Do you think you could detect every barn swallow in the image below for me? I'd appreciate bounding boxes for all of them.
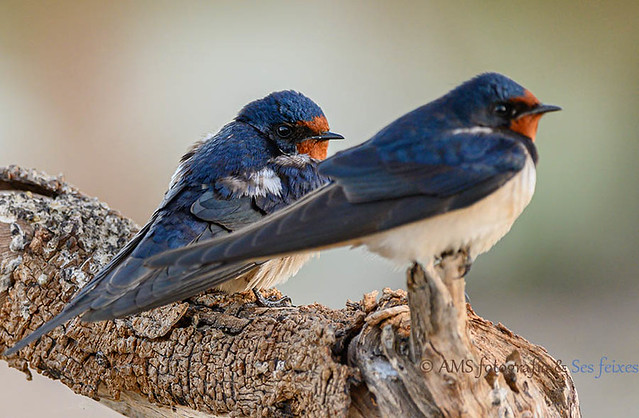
[145,73,560,288]
[5,90,343,356]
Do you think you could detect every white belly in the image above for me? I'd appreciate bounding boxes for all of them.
[216,253,315,293]
[360,157,536,264]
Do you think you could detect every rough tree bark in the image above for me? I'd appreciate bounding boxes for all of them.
[0,165,580,417]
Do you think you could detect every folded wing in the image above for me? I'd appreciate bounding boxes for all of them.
[147,131,528,270]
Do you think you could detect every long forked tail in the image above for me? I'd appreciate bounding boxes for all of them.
[3,298,91,356]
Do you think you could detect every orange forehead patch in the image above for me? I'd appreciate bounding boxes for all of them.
[296,140,329,160]
[298,115,329,133]
[512,89,540,107]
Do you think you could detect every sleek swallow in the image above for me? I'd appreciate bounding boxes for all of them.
[5,90,342,355]
[145,73,560,285]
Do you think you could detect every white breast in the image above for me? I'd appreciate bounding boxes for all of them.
[360,156,536,264]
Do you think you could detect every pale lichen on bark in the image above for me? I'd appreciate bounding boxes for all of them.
[0,165,580,417]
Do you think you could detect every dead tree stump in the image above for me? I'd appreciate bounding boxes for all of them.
[0,165,580,417]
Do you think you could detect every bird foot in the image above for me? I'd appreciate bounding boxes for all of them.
[438,248,473,278]
[252,288,293,308]
[460,249,473,278]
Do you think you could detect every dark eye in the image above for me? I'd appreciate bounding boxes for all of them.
[275,124,293,138]
[493,103,515,118]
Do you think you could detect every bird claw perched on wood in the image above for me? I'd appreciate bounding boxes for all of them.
[252,288,293,308]
[0,166,580,417]
[436,247,474,278]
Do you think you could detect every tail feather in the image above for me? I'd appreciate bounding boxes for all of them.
[82,262,258,321]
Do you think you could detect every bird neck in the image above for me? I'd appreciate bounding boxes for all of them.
[503,129,539,165]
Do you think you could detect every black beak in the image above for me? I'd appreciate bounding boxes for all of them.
[307,131,344,141]
[519,103,562,117]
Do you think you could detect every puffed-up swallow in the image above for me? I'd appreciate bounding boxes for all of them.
[145,73,560,288]
[6,90,343,355]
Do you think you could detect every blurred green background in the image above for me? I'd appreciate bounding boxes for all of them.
[1,1,637,416]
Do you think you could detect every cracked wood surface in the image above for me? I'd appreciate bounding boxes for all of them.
[0,165,580,417]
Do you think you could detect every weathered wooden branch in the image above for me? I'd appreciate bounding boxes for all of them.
[0,165,580,417]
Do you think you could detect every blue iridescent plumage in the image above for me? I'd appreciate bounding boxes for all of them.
[145,73,560,281]
[6,90,341,356]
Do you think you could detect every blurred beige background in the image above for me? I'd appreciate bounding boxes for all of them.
[1,1,638,416]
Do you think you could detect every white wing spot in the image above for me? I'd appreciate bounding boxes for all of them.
[450,126,493,135]
[249,168,283,196]
[219,168,283,198]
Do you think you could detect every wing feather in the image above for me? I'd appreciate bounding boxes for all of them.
[320,132,526,202]
[147,132,529,269]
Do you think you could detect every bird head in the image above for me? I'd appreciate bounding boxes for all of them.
[236,90,343,159]
[446,72,561,141]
